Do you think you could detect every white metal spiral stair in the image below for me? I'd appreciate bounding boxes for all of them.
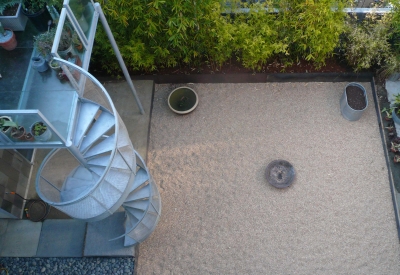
[36,97,161,246]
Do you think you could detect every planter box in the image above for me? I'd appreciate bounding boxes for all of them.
[340,82,368,121]
[0,4,28,31]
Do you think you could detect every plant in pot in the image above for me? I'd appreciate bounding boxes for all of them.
[382,107,393,121]
[1,119,26,141]
[0,0,28,31]
[0,21,16,50]
[339,82,368,121]
[22,0,62,32]
[34,25,72,60]
[48,57,60,71]
[392,94,400,125]
[31,121,51,141]
[11,125,25,140]
[0,115,16,135]
[72,31,83,52]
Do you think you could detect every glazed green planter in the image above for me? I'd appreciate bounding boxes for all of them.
[168,87,198,114]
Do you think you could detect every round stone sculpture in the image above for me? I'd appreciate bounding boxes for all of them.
[265,160,295,188]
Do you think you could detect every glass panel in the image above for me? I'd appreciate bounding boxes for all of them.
[22,90,78,139]
[23,52,76,93]
[0,112,64,146]
[69,0,94,38]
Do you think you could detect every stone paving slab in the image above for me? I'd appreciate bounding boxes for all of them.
[0,220,41,257]
[36,219,87,257]
[84,211,135,257]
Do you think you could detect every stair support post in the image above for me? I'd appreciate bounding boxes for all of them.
[94,3,145,115]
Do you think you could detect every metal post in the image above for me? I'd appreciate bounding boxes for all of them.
[94,3,145,115]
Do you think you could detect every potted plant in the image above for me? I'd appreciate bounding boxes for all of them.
[24,132,34,141]
[31,121,51,141]
[0,21,16,50]
[0,115,17,134]
[72,31,83,52]
[392,94,400,125]
[34,25,72,59]
[22,0,63,32]
[48,57,60,71]
[167,86,199,114]
[382,107,393,121]
[0,0,28,31]
[339,82,368,121]
[11,125,25,140]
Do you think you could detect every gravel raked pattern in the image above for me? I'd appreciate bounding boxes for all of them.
[0,257,134,275]
[137,82,400,274]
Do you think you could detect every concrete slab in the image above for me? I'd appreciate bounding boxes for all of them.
[104,80,154,161]
[385,79,400,104]
[0,219,8,249]
[36,219,86,257]
[84,211,135,257]
[0,220,41,257]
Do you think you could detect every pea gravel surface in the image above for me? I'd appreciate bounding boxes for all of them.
[136,82,400,274]
[0,257,134,275]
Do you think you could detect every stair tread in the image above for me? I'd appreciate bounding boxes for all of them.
[80,111,115,153]
[63,176,95,191]
[126,184,150,202]
[125,206,145,221]
[125,209,139,230]
[130,168,149,191]
[74,102,100,147]
[124,236,138,247]
[84,134,115,158]
[88,166,129,194]
[72,166,93,181]
[88,153,130,170]
[60,185,91,202]
[123,200,149,211]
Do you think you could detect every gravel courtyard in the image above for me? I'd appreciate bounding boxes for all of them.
[137,82,400,275]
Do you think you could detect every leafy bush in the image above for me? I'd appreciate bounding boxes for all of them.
[91,0,375,74]
[343,12,392,72]
[233,2,287,70]
[276,0,347,66]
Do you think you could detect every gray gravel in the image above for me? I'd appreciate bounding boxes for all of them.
[137,82,400,274]
[0,257,134,275]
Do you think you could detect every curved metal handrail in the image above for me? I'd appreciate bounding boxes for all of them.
[36,58,128,208]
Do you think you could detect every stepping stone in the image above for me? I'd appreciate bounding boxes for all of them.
[0,220,42,257]
[36,219,86,257]
[84,211,135,256]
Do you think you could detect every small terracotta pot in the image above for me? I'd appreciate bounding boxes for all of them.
[11,126,25,140]
[0,29,17,51]
[25,133,35,141]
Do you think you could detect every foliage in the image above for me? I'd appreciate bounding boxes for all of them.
[0,22,6,36]
[32,121,47,136]
[275,0,348,66]
[0,0,20,15]
[343,12,392,72]
[233,2,287,70]
[0,117,17,130]
[34,26,71,57]
[22,0,62,14]
[92,0,400,74]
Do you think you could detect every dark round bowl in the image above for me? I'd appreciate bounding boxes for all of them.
[168,87,198,114]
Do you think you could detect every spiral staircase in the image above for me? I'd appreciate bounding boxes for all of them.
[36,73,161,247]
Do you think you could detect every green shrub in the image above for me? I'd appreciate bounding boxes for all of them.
[233,2,287,70]
[343,12,392,72]
[276,0,347,66]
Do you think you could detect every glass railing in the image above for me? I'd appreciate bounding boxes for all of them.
[0,111,68,147]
